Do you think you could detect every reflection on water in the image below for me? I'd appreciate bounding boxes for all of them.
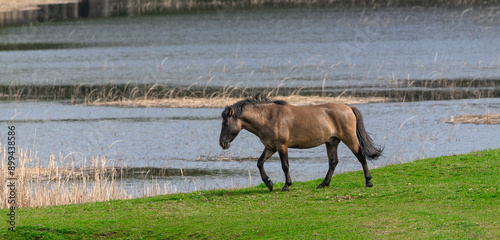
[1,98,499,193]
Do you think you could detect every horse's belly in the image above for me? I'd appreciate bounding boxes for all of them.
[288,134,331,149]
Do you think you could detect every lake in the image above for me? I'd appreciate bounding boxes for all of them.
[1,7,499,88]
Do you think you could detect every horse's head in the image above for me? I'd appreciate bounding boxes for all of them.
[219,107,242,150]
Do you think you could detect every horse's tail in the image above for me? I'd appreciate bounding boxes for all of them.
[351,107,383,160]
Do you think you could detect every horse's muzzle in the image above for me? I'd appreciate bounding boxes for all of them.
[220,141,230,150]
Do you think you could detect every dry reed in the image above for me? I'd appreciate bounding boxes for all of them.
[0,0,493,13]
[0,0,79,12]
[0,145,177,209]
[446,114,500,125]
[89,95,389,108]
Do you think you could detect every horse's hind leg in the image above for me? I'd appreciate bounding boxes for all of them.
[278,145,292,192]
[257,148,276,191]
[317,137,340,189]
[355,151,373,187]
[344,135,373,187]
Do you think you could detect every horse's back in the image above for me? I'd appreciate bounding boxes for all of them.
[290,103,354,121]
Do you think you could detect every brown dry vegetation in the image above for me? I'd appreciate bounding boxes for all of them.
[89,95,389,108]
[0,0,78,12]
[446,114,500,125]
[0,145,176,209]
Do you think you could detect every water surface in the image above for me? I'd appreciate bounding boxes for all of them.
[1,98,498,192]
[1,7,499,89]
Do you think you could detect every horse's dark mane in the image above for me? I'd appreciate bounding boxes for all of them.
[221,94,287,119]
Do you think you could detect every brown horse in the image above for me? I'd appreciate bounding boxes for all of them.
[219,94,383,192]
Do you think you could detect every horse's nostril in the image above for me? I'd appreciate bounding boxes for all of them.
[221,142,230,150]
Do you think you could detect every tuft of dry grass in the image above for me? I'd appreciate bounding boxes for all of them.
[446,114,500,125]
[0,0,79,12]
[89,95,389,108]
[0,145,177,209]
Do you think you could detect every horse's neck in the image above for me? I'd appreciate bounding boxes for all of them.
[240,105,273,135]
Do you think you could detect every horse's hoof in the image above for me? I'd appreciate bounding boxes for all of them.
[317,183,329,189]
[365,182,373,188]
[266,180,273,192]
[281,186,289,192]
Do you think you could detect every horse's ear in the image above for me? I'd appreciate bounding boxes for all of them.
[229,108,234,116]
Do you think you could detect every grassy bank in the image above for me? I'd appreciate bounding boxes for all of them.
[1,149,499,239]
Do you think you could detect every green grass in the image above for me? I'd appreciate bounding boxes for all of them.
[2,149,499,239]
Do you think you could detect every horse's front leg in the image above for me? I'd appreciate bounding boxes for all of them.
[278,145,292,192]
[257,148,276,191]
